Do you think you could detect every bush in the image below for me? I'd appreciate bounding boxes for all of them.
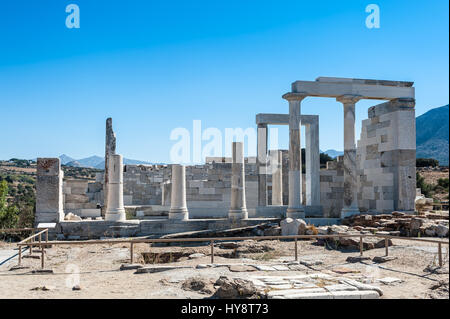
[437,178,449,189]
[416,172,433,198]
[416,158,439,168]
[0,180,19,229]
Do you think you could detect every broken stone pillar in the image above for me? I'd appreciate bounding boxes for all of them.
[270,150,283,206]
[229,142,248,220]
[337,95,361,218]
[283,93,305,218]
[35,158,64,224]
[169,164,189,220]
[105,154,126,221]
[103,117,116,217]
[257,123,268,206]
[305,117,320,207]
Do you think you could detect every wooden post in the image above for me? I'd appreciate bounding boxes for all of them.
[294,238,298,261]
[385,238,389,256]
[18,245,22,266]
[438,242,443,267]
[130,242,134,264]
[359,236,363,256]
[210,240,214,264]
[45,229,48,243]
[41,245,45,269]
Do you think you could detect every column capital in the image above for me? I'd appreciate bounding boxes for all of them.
[282,92,308,101]
[336,94,362,104]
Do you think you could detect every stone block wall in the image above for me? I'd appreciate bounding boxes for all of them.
[123,165,170,205]
[319,157,344,218]
[63,179,102,217]
[357,98,416,213]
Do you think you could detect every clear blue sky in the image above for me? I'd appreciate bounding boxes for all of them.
[0,0,448,163]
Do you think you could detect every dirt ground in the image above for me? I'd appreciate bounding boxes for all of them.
[0,238,448,299]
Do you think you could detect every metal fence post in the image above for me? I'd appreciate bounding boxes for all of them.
[438,242,443,267]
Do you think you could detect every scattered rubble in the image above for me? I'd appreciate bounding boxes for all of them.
[30,286,54,291]
[372,256,398,263]
[64,212,82,221]
[212,276,261,299]
[341,212,449,238]
[427,280,449,299]
[181,277,215,295]
[377,277,403,286]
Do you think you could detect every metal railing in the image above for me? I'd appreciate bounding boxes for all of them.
[17,233,449,269]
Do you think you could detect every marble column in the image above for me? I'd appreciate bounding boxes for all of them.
[337,95,361,218]
[305,118,320,206]
[257,123,268,206]
[270,150,283,206]
[283,93,306,218]
[169,164,189,220]
[105,154,126,221]
[229,142,248,220]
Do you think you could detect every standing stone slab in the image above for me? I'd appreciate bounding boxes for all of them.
[36,158,64,224]
[103,117,116,216]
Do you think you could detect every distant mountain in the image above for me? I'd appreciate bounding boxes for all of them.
[416,105,449,166]
[77,156,104,168]
[93,158,154,169]
[58,155,154,169]
[66,160,82,167]
[322,149,344,158]
[59,154,76,165]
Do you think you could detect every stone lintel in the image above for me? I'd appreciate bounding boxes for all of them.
[315,77,414,88]
[291,81,415,100]
[255,113,318,126]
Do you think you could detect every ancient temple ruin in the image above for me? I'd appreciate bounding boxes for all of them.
[34,77,417,239]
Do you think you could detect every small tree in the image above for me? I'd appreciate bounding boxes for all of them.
[416,172,433,198]
[0,180,19,229]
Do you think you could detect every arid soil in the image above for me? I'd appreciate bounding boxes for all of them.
[0,238,448,299]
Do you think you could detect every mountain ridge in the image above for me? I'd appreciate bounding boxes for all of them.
[416,104,449,166]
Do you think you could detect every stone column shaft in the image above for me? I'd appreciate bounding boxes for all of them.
[305,120,320,206]
[257,124,268,206]
[169,164,189,220]
[105,154,126,221]
[338,95,361,218]
[270,150,283,206]
[283,93,306,218]
[229,142,248,220]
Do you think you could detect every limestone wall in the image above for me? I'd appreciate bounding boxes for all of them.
[356,99,416,213]
[319,158,344,218]
[63,179,102,218]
